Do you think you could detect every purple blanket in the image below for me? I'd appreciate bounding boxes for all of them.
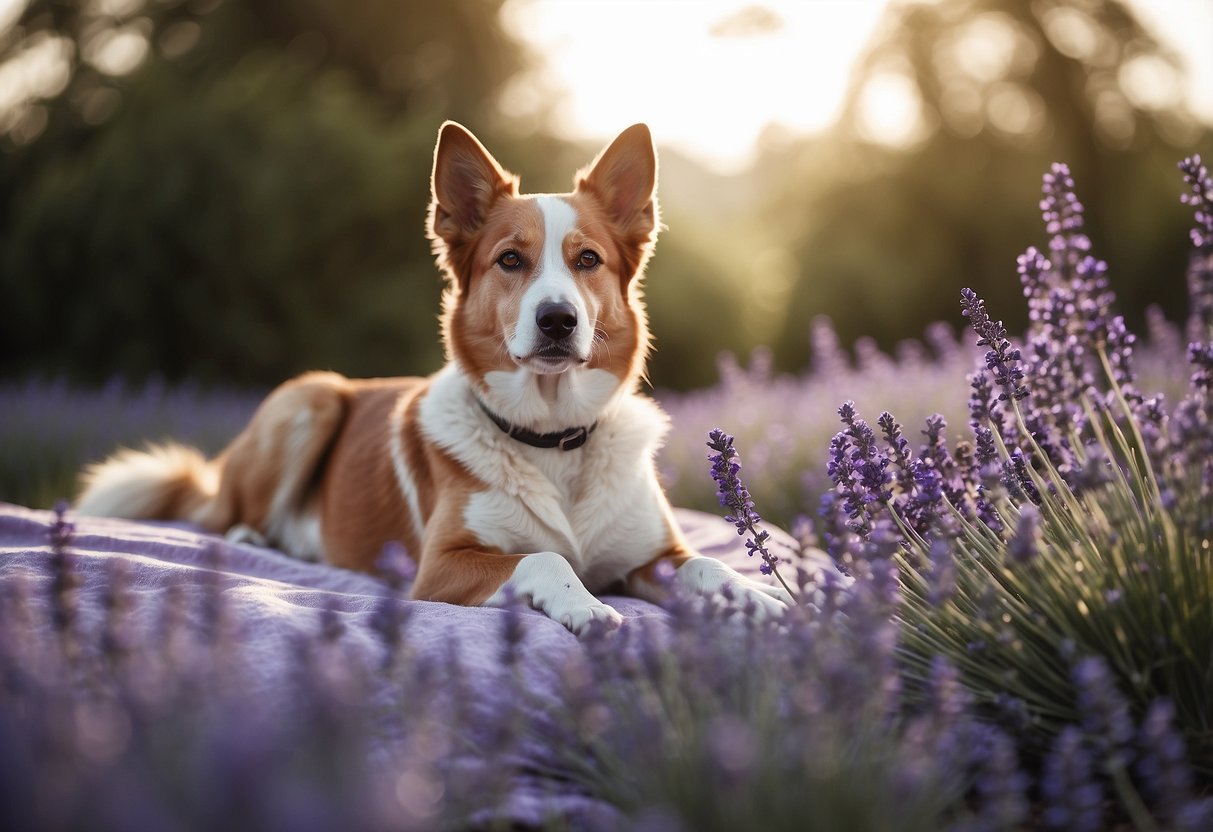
[0,501,800,828]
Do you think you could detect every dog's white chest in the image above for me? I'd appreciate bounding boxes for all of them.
[462,426,671,591]
[419,367,673,592]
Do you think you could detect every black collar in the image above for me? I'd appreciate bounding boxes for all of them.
[476,398,596,451]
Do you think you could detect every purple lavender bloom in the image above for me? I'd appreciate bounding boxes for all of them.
[910,459,943,506]
[1041,162,1093,277]
[1189,342,1213,390]
[1178,156,1213,335]
[961,288,1029,403]
[100,557,133,663]
[970,727,1030,832]
[973,426,997,467]
[1103,314,1139,401]
[1041,726,1103,832]
[1178,154,1212,251]
[1003,448,1041,506]
[828,403,892,537]
[1017,246,1051,320]
[847,418,892,507]
[1006,504,1041,565]
[927,536,956,606]
[707,429,778,576]
[810,314,850,378]
[1136,698,1194,820]
[878,411,913,494]
[968,371,995,427]
[48,500,78,637]
[974,489,1003,534]
[920,413,948,459]
[375,540,417,591]
[497,586,527,668]
[370,543,415,667]
[49,499,74,552]
[1073,656,1135,767]
[1073,253,1116,346]
[1177,803,1213,832]
[318,598,344,643]
[904,459,945,537]
[927,655,970,718]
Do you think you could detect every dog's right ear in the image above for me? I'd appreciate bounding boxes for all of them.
[428,122,518,251]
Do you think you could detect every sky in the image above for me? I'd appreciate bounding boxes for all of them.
[1,0,1211,171]
[500,0,1213,173]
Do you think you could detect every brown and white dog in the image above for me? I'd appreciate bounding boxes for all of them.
[75,122,790,633]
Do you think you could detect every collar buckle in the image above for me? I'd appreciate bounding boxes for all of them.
[557,427,589,451]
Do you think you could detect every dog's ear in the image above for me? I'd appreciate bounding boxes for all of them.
[428,122,518,248]
[575,124,659,245]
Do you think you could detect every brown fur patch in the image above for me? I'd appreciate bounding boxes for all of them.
[320,378,427,571]
[444,199,545,379]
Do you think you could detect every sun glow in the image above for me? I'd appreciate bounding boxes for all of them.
[500,0,890,173]
[501,0,1213,173]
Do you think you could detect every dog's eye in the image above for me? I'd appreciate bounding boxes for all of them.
[576,250,600,270]
[497,251,523,271]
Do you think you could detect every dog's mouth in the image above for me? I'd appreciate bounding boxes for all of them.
[515,344,589,374]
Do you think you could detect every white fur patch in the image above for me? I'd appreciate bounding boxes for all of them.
[388,392,426,544]
[507,196,594,362]
[267,409,316,522]
[272,511,324,562]
[487,551,622,634]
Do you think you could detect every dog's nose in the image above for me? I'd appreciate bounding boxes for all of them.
[536,301,577,340]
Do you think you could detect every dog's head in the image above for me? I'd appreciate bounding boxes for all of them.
[427,122,658,426]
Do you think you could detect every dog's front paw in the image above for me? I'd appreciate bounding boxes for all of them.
[723,578,790,621]
[677,557,791,619]
[555,599,624,635]
[493,551,623,636]
[225,523,268,547]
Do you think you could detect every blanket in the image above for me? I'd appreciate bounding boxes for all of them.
[0,502,812,829]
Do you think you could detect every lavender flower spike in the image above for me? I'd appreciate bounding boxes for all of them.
[1180,155,1213,333]
[1007,504,1041,565]
[961,288,1029,403]
[707,428,779,577]
[1178,155,1212,252]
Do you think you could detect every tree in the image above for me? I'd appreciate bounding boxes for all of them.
[767,0,1213,370]
[0,0,530,385]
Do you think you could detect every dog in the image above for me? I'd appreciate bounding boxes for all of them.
[75,122,791,633]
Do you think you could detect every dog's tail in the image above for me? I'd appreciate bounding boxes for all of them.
[75,443,221,524]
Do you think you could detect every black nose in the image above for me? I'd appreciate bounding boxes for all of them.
[536,301,577,340]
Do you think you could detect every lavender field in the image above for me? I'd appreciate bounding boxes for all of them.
[2,157,1213,829]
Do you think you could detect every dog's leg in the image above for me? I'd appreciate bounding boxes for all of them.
[628,548,792,619]
[413,546,622,635]
[196,373,348,558]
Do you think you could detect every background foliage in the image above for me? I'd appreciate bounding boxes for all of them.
[1,0,1210,390]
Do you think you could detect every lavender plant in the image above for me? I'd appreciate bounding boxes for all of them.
[536,581,971,831]
[820,160,1213,816]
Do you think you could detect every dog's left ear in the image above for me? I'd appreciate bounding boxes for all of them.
[576,124,659,248]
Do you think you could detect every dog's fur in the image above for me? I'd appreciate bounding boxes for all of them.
[75,122,789,633]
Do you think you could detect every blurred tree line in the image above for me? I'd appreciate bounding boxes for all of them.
[760,0,1213,369]
[0,0,1210,391]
